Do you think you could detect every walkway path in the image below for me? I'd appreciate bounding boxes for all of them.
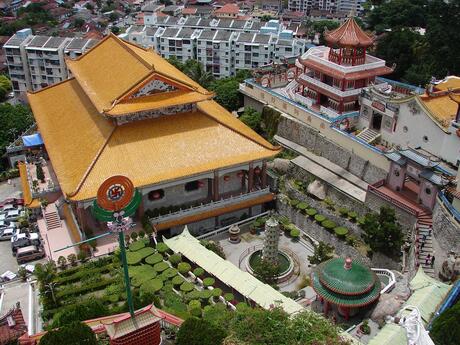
[416,211,435,278]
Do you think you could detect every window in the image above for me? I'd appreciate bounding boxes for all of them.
[394,170,400,177]
[148,189,164,201]
[185,180,200,192]
[425,188,431,195]
[423,135,429,142]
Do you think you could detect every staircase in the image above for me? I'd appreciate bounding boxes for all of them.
[416,210,435,277]
[43,203,61,231]
[356,128,381,144]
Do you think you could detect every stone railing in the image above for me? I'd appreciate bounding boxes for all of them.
[294,93,313,107]
[371,268,396,293]
[149,188,271,225]
[320,105,340,119]
[367,180,419,217]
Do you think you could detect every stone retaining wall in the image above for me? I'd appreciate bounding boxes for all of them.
[277,115,387,185]
[287,163,370,217]
[432,200,460,253]
[277,195,401,270]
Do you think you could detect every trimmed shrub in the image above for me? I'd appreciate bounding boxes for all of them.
[153,261,169,272]
[334,227,349,239]
[348,211,358,221]
[156,242,169,254]
[321,220,337,230]
[306,208,317,217]
[338,207,349,217]
[172,275,184,286]
[290,228,300,239]
[128,240,145,252]
[224,293,234,302]
[357,216,366,226]
[203,277,215,287]
[193,267,205,277]
[236,302,250,312]
[161,267,178,280]
[138,230,146,238]
[188,300,202,317]
[145,253,163,265]
[180,282,195,293]
[278,215,289,225]
[126,251,143,265]
[199,290,212,301]
[296,202,308,211]
[314,214,326,222]
[137,247,155,259]
[290,199,300,207]
[186,290,201,302]
[130,232,138,242]
[140,278,163,294]
[131,266,157,287]
[178,262,192,274]
[169,253,182,266]
[211,288,222,297]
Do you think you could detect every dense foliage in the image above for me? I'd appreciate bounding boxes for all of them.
[361,206,404,257]
[40,322,97,345]
[308,241,334,265]
[176,317,227,345]
[0,3,57,36]
[430,301,460,345]
[367,0,460,84]
[0,76,12,102]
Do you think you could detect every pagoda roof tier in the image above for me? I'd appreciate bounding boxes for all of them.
[66,34,211,114]
[28,75,280,201]
[311,259,381,308]
[299,56,393,81]
[325,17,374,48]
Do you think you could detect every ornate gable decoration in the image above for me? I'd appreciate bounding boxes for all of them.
[129,78,177,99]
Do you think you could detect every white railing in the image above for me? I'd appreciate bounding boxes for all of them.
[320,105,340,119]
[197,211,270,240]
[150,188,271,225]
[301,46,386,74]
[294,93,313,107]
[299,75,362,98]
[371,268,396,294]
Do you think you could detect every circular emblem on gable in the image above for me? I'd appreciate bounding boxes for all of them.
[97,175,134,212]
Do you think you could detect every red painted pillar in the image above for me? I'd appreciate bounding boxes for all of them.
[324,300,329,316]
[248,163,254,193]
[345,307,350,321]
[213,171,220,201]
[261,161,267,188]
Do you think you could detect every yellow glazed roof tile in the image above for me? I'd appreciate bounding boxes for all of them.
[28,78,115,197]
[433,76,460,91]
[74,111,278,201]
[107,90,213,116]
[419,94,459,128]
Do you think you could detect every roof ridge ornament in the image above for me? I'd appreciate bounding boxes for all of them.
[344,257,353,270]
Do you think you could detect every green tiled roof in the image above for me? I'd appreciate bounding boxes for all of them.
[312,270,381,307]
[318,258,376,295]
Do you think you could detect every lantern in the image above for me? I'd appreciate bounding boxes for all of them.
[254,167,261,175]
[223,175,230,182]
[198,181,205,188]
[237,171,244,178]
[152,192,161,199]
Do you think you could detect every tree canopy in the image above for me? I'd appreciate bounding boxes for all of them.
[39,322,97,345]
[430,301,460,345]
[361,206,404,257]
[176,317,227,345]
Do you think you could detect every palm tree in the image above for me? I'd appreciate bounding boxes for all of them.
[184,61,214,89]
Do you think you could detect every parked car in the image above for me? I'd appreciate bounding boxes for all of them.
[16,246,45,264]
[0,198,24,208]
[0,227,15,241]
[4,209,24,221]
[11,232,40,255]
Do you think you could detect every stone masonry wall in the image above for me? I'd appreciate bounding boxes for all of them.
[277,196,401,270]
[277,115,387,184]
[432,201,460,253]
[287,163,370,217]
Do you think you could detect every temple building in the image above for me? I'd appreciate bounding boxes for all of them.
[294,17,393,117]
[21,33,280,256]
[311,257,381,320]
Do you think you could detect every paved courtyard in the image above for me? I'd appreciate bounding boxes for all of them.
[215,225,315,292]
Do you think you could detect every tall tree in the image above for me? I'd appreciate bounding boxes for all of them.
[176,318,227,345]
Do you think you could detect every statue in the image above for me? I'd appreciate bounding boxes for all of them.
[390,306,435,345]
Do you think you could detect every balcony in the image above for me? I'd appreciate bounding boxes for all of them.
[294,93,314,107]
[299,74,362,98]
[149,188,273,229]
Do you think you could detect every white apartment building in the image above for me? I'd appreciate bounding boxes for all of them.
[288,0,336,13]
[3,29,96,98]
[123,20,308,77]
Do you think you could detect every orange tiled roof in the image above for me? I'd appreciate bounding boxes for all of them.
[418,77,460,129]
[215,3,239,14]
[325,17,373,47]
[28,82,279,201]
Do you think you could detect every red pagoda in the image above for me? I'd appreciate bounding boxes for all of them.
[295,17,394,117]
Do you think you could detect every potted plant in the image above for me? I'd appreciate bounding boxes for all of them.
[359,319,371,335]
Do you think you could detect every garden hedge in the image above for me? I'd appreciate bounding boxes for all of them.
[126,251,143,265]
[178,262,192,274]
[296,202,308,211]
[186,290,201,301]
[306,208,317,217]
[136,247,155,259]
[203,277,215,287]
[128,264,155,278]
[314,214,326,222]
[290,228,300,238]
[338,207,349,217]
[156,242,169,254]
[224,293,234,302]
[56,277,118,299]
[153,261,169,273]
[140,278,163,294]
[334,227,349,238]
[131,267,157,287]
[199,290,212,300]
[128,241,145,252]
[180,282,195,293]
[193,267,204,277]
[145,253,164,265]
[321,220,337,230]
